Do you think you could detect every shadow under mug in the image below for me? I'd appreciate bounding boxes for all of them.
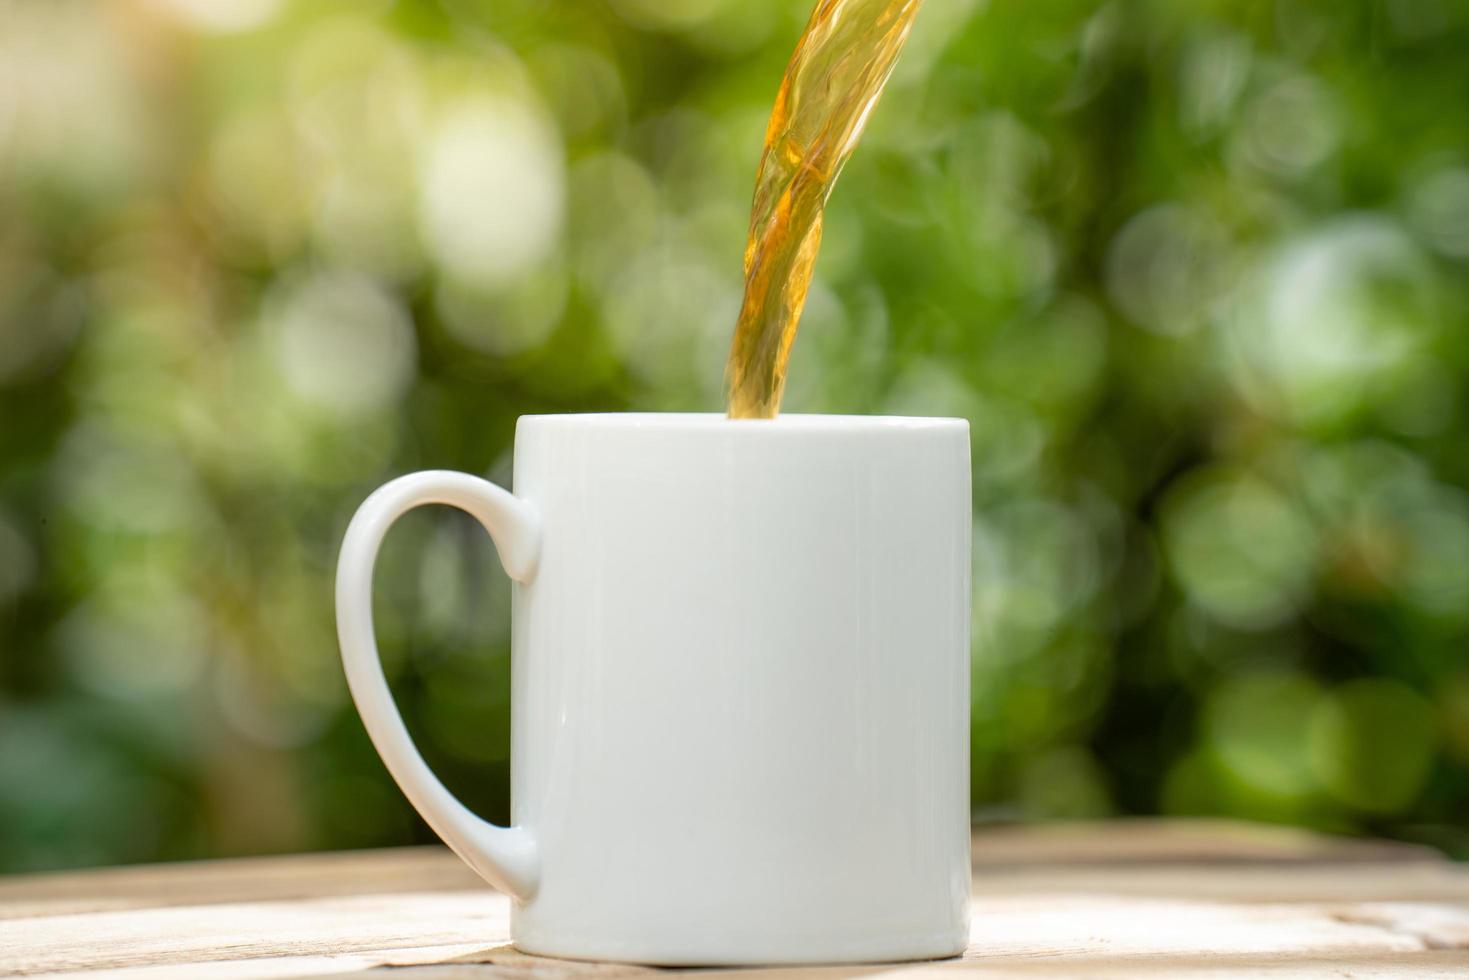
[336,413,972,965]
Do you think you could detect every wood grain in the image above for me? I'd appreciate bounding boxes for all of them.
[1,821,1465,979]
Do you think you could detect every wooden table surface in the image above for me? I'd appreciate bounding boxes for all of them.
[3,820,1467,979]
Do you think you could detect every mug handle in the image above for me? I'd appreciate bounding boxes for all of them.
[335,470,541,900]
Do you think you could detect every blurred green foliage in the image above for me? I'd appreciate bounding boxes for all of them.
[2,0,1469,872]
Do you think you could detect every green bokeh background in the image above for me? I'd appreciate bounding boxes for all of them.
[3,0,1469,872]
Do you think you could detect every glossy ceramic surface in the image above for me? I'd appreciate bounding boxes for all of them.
[336,414,972,965]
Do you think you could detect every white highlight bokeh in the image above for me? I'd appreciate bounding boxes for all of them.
[419,97,565,289]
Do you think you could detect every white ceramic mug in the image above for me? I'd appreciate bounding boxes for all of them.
[336,414,972,965]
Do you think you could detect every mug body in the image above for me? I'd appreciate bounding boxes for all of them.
[508,414,971,964]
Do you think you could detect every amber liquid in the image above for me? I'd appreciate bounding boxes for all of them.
[725,0,923,419]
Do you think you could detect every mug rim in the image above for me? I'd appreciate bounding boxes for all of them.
[517,412,968,433]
